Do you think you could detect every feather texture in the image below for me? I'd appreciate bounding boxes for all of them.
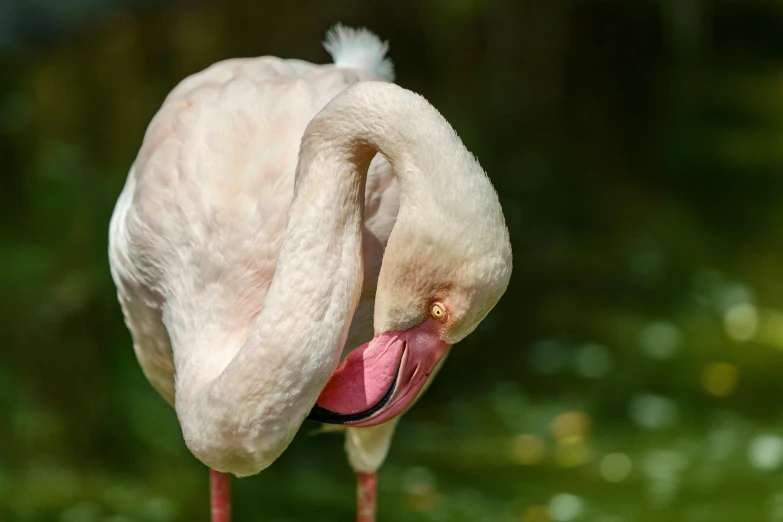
[324,24,395,82]
[109,26,511,479]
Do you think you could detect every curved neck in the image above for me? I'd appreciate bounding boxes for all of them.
[175,82,457,475]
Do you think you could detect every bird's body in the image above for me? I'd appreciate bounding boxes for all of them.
[110,54,398,408]
[109,26,511,521]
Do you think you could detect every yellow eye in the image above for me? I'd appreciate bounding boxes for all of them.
[430,303,446,320]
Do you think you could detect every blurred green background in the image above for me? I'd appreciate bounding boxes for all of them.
[3,0,783,521]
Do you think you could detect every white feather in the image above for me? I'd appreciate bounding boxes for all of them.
[324,24,395,81]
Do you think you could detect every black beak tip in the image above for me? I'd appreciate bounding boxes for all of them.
[306,404,350,425]
[306,358,401,425]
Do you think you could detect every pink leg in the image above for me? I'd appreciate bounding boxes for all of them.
[210,469,231,522]
[357,472,377,522]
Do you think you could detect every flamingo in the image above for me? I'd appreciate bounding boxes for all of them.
[108,25,511,521]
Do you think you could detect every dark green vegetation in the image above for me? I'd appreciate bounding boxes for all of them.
[3,1,783,521]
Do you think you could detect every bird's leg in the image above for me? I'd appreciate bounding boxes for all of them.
[210,469,231,522]
[357,472,377,522]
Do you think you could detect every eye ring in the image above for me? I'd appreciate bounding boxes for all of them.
[430,303,446,320]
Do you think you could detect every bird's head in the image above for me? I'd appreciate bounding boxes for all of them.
[308,138,512,427]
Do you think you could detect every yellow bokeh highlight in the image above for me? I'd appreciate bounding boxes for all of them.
[554,438,594,467]
[754,308,783,349]
[549,411,591,441]
[510,434,547,465]
[701,362,739,397]
[523,505,552,522]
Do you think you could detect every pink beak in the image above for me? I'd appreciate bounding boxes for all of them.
[307,318,451,426]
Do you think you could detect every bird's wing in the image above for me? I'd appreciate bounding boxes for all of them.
[109,55,399,406]
[109,169,176,403]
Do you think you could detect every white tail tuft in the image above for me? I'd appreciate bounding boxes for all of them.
[324,24,395,82]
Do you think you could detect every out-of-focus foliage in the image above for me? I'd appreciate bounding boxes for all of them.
[4,1,783,521]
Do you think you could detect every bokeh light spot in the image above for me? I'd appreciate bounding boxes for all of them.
[629,394,677,430]
[724,303,758,342]
[638,321,681,360]
[510,434,547,466]
[600,453,633,483]
[700,362,739,397]
[573,344,613,379]
[555,439,594,467]
[751,308,783,349]
[550,411,591,441]
[549,493,583,521]
[748,435,783,470]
